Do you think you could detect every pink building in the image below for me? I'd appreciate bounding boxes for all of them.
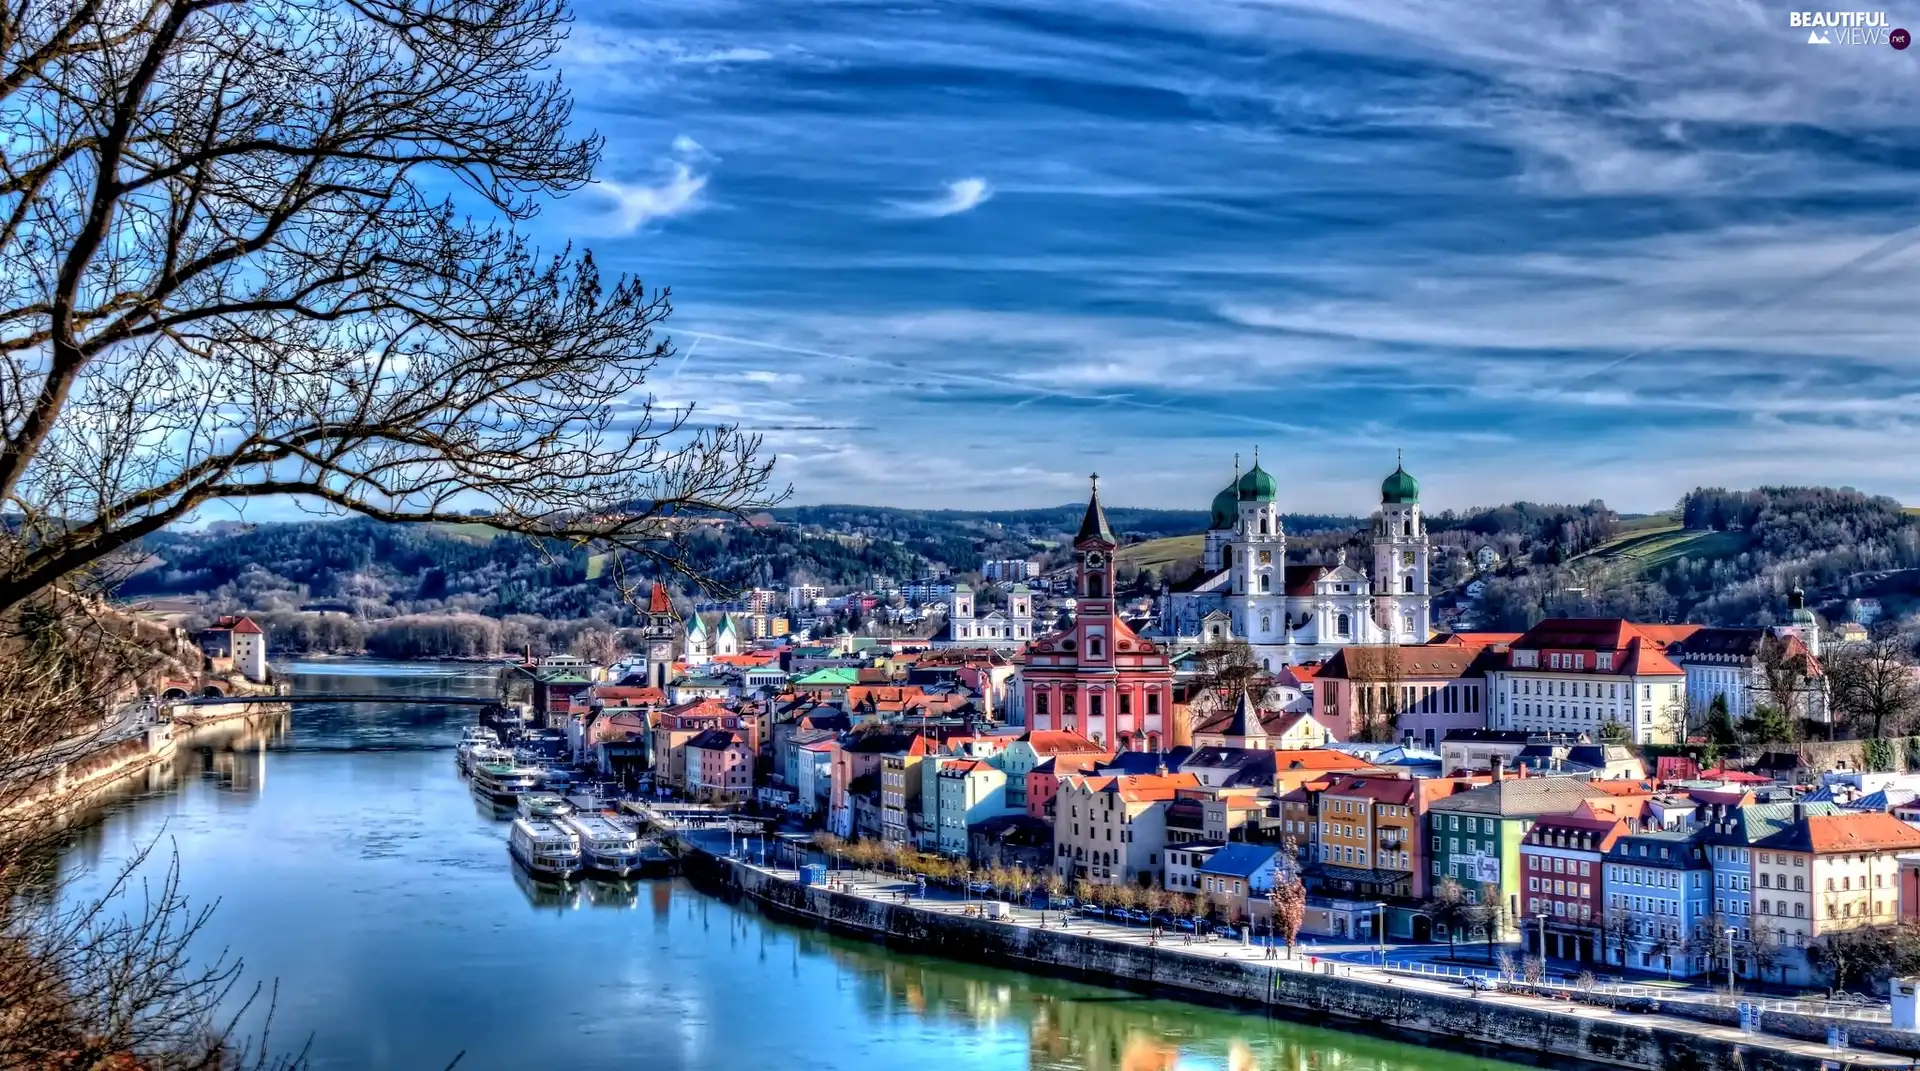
[1312,642,1501,747]
[1022,479,1173,751]
[686,728,754,801]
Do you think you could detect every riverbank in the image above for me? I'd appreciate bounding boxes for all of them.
[3,723,176,817]
[168,698,292,728]
[680,846,1898,1071]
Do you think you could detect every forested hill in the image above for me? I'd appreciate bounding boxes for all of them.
[113,487,1920,651]
[1468,486,1920,633]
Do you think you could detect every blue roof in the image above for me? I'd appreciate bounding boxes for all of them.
[1196,843,1278,879]
[1099,747,1191,776]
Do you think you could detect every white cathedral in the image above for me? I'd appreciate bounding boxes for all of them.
[1154,453,1432,670]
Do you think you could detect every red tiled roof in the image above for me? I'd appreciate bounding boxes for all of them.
[212,615,263,635]
[648,583,675,615]
[1805,812,1920,854]
[1020,730,1107,756]
[1507,618,1693,677]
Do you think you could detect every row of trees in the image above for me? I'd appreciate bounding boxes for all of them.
[810,834,1312,952]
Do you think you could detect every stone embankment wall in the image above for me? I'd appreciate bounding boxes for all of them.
[4,726,175,815]
[685,852,1844,1071]
[169,699,289,726]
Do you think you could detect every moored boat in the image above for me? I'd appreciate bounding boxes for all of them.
[561,813,646,878]
[470,760,543,808]
[518,794,575,821]
[508,818,583,881]
[455,726,499,774]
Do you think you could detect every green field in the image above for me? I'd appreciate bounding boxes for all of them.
[1580,517,1748,575]
[1117,533,1205,571]
[428,521,507,543]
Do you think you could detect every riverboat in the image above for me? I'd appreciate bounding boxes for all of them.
[561,813,647,878]
[508,818,583,881]
[454,726,498,774]
[469,760,543,807]
[518,794,575,821]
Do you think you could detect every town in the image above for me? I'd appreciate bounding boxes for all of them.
[422,468,1920,1006]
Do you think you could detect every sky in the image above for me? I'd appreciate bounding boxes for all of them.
[525,0,1920,516]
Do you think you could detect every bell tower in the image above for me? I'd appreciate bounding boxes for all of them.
[643,583,679,690]
[1373,451,1430,642]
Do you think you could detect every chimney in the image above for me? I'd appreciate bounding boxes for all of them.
[1493,756,1506,782]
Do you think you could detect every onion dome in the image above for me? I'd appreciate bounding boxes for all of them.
[1237,447,1276,502]
[1381,456,1419,505]
[1209,483,1239,530]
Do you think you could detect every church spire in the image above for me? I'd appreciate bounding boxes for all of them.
[1075,472,1115,546]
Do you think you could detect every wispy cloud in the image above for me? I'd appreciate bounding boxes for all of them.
[589,138,709,234]
[885,178,993,219]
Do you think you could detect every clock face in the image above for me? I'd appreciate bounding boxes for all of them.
[1085,551,1105,567]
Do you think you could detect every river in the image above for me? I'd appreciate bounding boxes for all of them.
[49,662,1531,1071]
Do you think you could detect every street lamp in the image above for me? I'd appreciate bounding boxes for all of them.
[1724,926,1738,995]
[1375,901,1387,965]
[1536,912,1549,965]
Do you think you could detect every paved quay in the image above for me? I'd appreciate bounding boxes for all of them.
[676,824,1911,1071]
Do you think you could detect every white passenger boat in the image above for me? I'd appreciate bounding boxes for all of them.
[562,813,646,878]
[455,726,499,774]
[509,818,583,881]
[470,760,543,808]
[518,794,575,821]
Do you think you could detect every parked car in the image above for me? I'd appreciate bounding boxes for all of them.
[1174,918,1196,932]
[1048,895,1075,909]
[1078,904,1104,918]
[1461,976,1496,991]
[1104,905,1127,918]
[1124,909,1150,924]
[1214,925,1239,940]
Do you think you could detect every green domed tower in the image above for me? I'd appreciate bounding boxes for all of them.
[1209,483,1239,531]
[1237,448,1277,502]
[1381,460,1419,505]
[1372,450,1431,643]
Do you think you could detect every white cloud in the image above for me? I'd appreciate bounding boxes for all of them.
[594,167,706,234]
[589,137,711,234]
[676,47,775,65]
[885,177,994,219]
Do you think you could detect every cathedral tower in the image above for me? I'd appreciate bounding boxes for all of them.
[1202,455,1241,574]
[1229,448,1285,645]
[1372,453,1430,642]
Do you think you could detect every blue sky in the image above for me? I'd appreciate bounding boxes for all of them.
[531,0,1920,515]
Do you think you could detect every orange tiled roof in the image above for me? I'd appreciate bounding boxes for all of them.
[1020,729,1107,756]
[1805,812,1920,854]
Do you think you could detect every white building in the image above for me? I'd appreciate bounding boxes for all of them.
[1156,453,1431,670]
[983,559,1034,582]
[1670,621,1825,723]
[1485,619,1693,745]
[936,583,1034,648]
[788,584,825,611]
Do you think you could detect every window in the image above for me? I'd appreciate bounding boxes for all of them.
[1337,613,1351,636]
[1403,576,1413,593]
[1259,574,1271,592]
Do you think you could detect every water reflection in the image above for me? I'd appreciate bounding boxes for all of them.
[819,937,1467,1071]
[177,710,288,793]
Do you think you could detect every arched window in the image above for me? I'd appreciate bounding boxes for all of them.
[1035,692,1049,718]
[1088,636,1104,659]
[1336,613,1351,636]
[1223,546,1234,569]
[1259,574,1270,592]
[1260,517,1269,535]
[1261,614,1272,633]
[1403,518,1412,536]
[1087,574,1105,598]
[1145,732,1161,751]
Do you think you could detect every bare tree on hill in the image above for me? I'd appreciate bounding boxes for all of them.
[0,0,781,618]
[1,0,776,1066]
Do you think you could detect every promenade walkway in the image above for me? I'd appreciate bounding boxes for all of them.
[702,836,1911,1069]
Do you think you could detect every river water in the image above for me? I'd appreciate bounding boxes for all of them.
[51,662,1529,1071]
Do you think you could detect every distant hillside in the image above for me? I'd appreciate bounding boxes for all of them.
[110,487,1920,654]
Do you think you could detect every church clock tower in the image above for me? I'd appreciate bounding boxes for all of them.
[1372,453,1430,642]
[643,583,679,690]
